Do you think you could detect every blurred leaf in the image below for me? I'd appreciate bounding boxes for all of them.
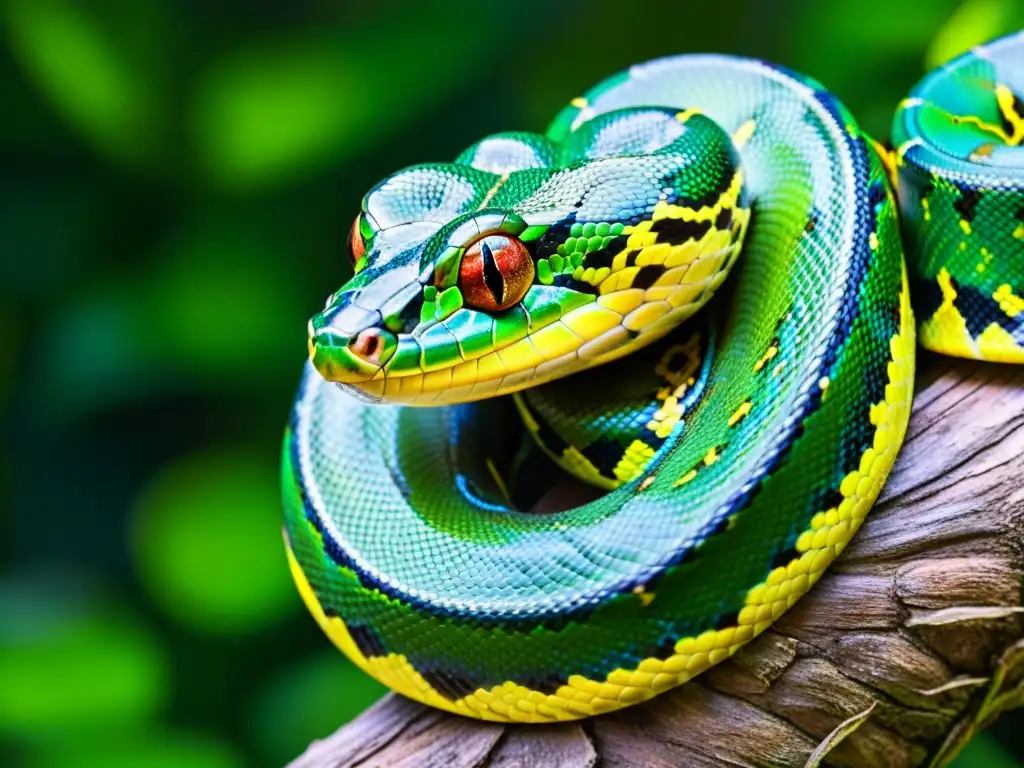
[24,728,243,768]
[145,223,302,377]
[248,651,386,765]
[191,7,503,191]
[1,0,167,166]
[0,304,18,408]
[0,570,167,738]
[31,280,159,423]
[949,731,1020,768]
[926,0,1024,69]
[192,41,361,191]
[31,214,308,424]
[0,182,95,300]
[519,0,758,129]
[789,0,958,137]
[131,447,298,635]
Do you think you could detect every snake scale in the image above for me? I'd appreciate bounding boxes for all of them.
[282,32,1024,723]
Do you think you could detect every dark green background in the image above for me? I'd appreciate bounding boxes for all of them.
[3,1,1023,766]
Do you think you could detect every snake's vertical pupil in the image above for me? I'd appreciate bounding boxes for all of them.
[479,240,505,305]
[348,215,366,264]
[458,234,534,312]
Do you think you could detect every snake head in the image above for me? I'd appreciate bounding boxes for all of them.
[309,107,750,405]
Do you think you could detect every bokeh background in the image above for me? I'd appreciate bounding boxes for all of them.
[3,0,1024,766]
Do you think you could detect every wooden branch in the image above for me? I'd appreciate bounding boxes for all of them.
[290,355,1024,768]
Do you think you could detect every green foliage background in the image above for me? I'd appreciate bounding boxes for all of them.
[2,1,1023,765]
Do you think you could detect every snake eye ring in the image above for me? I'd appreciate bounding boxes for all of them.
[456,233,534,312]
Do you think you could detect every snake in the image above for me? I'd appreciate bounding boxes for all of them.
[281,31,1024,724]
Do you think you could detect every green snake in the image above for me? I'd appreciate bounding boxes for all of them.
[282,32,1024,723]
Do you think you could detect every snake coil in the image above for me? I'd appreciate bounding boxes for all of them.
[283,33,1023,723]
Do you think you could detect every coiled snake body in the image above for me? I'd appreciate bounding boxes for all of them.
[283,33,1024,723]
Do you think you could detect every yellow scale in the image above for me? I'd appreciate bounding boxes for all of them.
[918,268,1024,363]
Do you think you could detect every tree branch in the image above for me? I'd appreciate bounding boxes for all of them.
[290,355,1024,768]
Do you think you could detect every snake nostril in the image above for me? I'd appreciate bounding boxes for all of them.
[349,329,378,359]
[348,327,397,366]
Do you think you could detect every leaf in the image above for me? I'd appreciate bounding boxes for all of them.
[144,222,302,376]
[947,732,1020,768]
[130,447,300,634]
[190,6,504,191]
[30,279,158,423]
[804,702,876,768]
[1,0,166,166]
[917,676,990,697]
[786,0,958,137]
[0,570,167,738]
[25,728,244,768]
[248,651,388,765]
[906,606,1024,627]
[926,0,1022,69]
[191,39,361,191]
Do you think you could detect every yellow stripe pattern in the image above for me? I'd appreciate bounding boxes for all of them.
[919,268,1024,363]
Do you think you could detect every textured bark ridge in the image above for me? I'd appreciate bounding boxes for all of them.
[290,356,1024,768]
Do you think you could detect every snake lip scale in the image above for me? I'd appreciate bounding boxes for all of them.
[283,32,1023,723]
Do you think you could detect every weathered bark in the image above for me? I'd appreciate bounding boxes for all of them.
[290,354,1024,768]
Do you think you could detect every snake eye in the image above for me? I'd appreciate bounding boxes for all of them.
[457,234,534,312]
[348,215,366,266]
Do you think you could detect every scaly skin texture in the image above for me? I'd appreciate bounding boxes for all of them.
[893,31,1024,361]
[308,109,748,402]
[279,37,1024,723]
